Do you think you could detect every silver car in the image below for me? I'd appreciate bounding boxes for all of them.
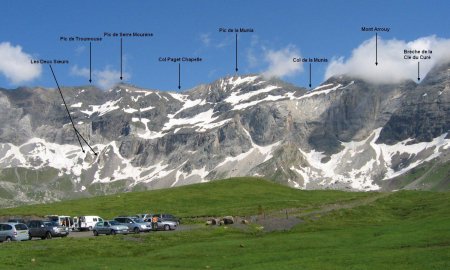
[93,220,129,236]
[28,220,69,239]
[114,217,151,233]
[0,223,29,242]
[145,216,178,231]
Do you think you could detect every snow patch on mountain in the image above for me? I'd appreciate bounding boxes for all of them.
[123,107,138,113]
[167,96,207,118]
[225,85,279,106]
[0,138,106,180]
[132,117,164,139]
[140,105,154,112]
[228,75,259,89]
[298,128,450,191]
[301,84,343,99]
[242,127,280,161]
[233,93,289,110]
[377,130,450,178]
[81,98,122,117]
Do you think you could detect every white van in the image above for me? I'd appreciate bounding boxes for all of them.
[78,216,103,231]
[46,215,76,230]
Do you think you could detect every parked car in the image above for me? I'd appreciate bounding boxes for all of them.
[145,216,178,231]
[114,217,151,233]
[135,213,152,220]
[0,223,29,242]
[28,220,69,240]
[7,219,26,224]
[78,216,103,231]
[93,220,129,236]
[152,214,181,225]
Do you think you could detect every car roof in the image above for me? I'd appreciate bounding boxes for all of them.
[0,223,27,226]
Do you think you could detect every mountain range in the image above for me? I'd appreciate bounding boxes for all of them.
[0,62,449,206]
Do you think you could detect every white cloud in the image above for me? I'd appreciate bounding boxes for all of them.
[71,65,131,89]
[0,42,42,84]
[216,35,232,49]
[199,33,211,47]
[71,65,89,77]
[75,45,86,55]
[325,35,450,84]
[262,44,303,78]
[250,35,259,47]
[246,48,258,68]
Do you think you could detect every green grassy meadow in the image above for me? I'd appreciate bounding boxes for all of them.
[0,178,449,269]
[0,177,372,220]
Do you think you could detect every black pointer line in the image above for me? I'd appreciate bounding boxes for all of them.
[235,33,238,72]
[89,42,92,83]
[120,38,123,80]
[49,65,84,153]
[178,63,181,89]
[375,33,378,66]
[418,61,420,81]
[49,65,97,155]
[74,129,98,156]
[309,63,312,88]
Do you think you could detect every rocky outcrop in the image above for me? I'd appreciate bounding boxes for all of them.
[377,63,450,144]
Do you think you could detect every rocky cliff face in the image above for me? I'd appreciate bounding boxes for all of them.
[1,63,449,206]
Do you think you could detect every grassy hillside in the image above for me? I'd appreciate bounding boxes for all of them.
[381,160,450,191]
[0,167,75,206]
[0,178,449,269]
[0,177,372,220]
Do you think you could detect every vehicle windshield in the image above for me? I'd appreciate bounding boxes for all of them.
[15,224,28,230]
[132,218,145,223]
[48,216,58,220]
[44,221,60,227]
[109,220,120,225]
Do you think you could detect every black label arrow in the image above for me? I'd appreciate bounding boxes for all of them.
[375,33,378,66]
[417,61,420,81]
[309,63,312,88]
[235,33,238,72]
[75,129,98,156]
[120,38,123,80]
[178,63,181,89]
[50,65,84,153]
[49,65,98,155]
[89,42,92,83]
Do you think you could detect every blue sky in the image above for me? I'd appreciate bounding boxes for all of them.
[0,0,449,91]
